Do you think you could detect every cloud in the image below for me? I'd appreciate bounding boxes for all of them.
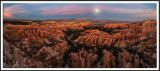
[96,5,154,14]
[26,3,42,5]
[4,4,28,18]
[100,5,156,19]
[39,5,93,16]
[131,11,157,19]
[3,4,156,20]
[39,4,156,18]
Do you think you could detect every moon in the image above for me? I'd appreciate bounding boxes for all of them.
[95,8,99,14]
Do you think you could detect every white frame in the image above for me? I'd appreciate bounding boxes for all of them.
[1,1,159,70]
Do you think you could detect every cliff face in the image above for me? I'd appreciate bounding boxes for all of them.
[3,20,157,68]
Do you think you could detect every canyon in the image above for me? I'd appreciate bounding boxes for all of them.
[3,19,157,68]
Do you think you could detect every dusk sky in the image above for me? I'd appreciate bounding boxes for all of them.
[3,3,157,21]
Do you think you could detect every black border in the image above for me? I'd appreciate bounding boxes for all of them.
[0,0,160,71]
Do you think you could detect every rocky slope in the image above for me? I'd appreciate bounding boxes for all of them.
[3,19,157,68]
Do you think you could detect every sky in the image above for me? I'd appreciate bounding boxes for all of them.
[3,3,157,21]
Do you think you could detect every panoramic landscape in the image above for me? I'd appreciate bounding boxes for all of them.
[3,3,157,68]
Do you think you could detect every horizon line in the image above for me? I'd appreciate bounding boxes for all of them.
[3,18,157,22]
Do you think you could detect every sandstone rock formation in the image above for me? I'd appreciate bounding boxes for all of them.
[3,19,157,68]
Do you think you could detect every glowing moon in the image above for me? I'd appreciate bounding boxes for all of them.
[95,8,99,13]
